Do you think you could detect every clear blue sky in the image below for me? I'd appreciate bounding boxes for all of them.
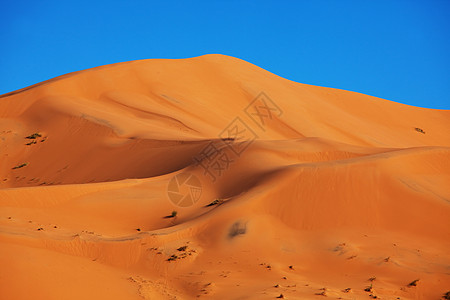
[1,0,449,109]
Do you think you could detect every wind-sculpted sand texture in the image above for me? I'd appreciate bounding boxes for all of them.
[1,55,449,299]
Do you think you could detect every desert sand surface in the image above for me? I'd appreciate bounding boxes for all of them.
[0,54,449,299]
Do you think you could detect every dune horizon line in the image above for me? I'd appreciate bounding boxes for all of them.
[0,53,449,299]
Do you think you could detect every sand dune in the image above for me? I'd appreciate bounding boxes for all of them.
[1,54,449,299]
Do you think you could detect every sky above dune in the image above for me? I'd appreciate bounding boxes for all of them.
[1,0,449,109]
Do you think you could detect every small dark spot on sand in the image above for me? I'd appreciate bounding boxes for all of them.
[228,221,246,238]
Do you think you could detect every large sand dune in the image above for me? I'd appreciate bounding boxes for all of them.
[0,54,449,299]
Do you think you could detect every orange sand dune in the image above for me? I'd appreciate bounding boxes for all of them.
[0,54,449,299]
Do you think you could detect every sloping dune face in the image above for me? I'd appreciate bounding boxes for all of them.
[0,55,449,299]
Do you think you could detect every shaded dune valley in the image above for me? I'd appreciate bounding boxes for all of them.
[1,54,449,299]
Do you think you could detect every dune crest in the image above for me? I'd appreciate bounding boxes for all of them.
[1,55,449,299]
